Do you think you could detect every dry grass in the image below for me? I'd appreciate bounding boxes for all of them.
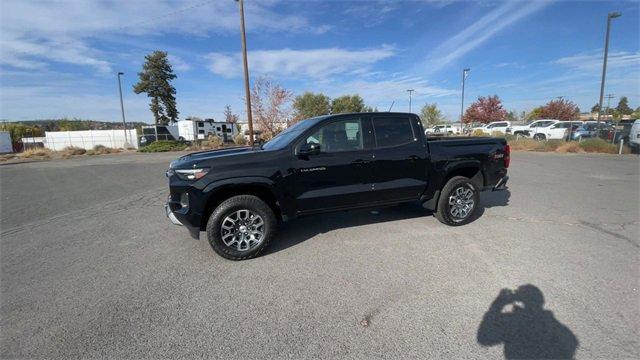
[60,146,86,158]
[86,145,121,155]
[556,142,584,153]
[19,148,53,159]
[578,138,618,154]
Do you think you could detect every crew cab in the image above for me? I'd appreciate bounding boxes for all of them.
[165,112,509,260]
[425,124,462,136]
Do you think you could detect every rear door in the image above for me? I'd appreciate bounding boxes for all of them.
[292,116,376,213]
[370,115,427,202]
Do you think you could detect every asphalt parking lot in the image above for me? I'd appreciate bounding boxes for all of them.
[1,151,638,359]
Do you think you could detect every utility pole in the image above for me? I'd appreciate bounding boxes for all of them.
[235,0,254,146]
[407,89,414,113]
[605,94,615,120]
[596,11,622,134]
[460,68,470,124]
[117,72,130,146]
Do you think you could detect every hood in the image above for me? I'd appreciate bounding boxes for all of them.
[170,146,258,169]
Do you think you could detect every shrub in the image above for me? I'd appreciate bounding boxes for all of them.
[507,138,539,151]
[233,133,247,145]
[61,146,86,156]
[138,140,187,153]
[579,138,617,154]
[540,140,565,152]
[471,129,489,137]
[19,148,52,158]
[491,130,505,138]
[208,135,224,148]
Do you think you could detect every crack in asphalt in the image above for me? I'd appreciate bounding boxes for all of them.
[484,214,639,248]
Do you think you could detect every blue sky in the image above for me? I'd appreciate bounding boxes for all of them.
[1,0,638,123]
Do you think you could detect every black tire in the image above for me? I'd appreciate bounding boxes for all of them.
[206,195,276,260]
[533,133,546,141]
[434,176,480,226]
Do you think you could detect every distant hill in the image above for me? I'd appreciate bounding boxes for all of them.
[0,119,151,142]
[1,119,150,131]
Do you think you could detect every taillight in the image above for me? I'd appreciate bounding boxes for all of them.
[504,144,510,168]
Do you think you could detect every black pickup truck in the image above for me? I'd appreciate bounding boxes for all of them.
[166,112,509,260]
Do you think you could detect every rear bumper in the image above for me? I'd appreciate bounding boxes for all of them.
[165,203,201,239]
[493,176,509,191]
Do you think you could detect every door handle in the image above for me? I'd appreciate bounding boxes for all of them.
[352,159,370,165]
[407,155,419,161]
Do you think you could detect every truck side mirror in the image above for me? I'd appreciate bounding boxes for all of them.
[298,142,321,156]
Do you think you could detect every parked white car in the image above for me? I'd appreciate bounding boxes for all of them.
[425,124,462,135]
[529,121,583,141]
[629,119,640,152]
[472,121,511,134]
[508,120,558,137]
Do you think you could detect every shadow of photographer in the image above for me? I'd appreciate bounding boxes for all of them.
[265,189,510,255]
[477,284,579,359]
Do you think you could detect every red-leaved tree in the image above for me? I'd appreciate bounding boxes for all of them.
[462,95,507,124]
[538,99,580,120]
[249,77,293,140]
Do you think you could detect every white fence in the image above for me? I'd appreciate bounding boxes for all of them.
[44,130,138,151]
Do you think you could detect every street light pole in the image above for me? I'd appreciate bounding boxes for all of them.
[117,72,130,146]
[407,89,414,113]
[596,11,621,132]
[235,0,254,146]
[460,68,470,124]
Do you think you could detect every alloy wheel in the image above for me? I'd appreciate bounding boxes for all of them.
[448,185,475,221]
[220,209,265,251]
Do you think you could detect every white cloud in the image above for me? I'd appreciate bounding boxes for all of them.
[168,55,191,72]
[423,0,551,73]
[555,51,640,72]
[206,46,395,79]
[0,0,327,73]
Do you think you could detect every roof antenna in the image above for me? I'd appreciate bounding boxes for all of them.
[388,100,395,112]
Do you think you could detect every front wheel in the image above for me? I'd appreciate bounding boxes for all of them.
[434,176,480,226]
[533,133,546,141]
[206,195,277,260]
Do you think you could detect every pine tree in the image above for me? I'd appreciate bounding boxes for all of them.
[615,96,632,115]
[133,51,179,125]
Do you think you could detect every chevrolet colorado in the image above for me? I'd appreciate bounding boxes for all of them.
[166,112,509,260]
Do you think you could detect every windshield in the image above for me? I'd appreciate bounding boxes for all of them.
[261,116,326,151]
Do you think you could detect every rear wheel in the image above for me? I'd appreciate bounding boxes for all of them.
[533,133,546,141]
[434,176,479,226]
[206,195,276,260]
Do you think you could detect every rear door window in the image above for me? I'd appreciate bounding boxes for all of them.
[372,116,415,148]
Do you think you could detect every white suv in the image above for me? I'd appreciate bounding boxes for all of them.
[530,121,583,140]
[472,121,511,134]
[509,120,558,137]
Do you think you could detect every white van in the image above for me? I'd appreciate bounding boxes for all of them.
[629,119,640,152]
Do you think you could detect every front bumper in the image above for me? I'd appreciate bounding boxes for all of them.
[493,176,509,191]
[165,202,201,239]
[165,204,183,226]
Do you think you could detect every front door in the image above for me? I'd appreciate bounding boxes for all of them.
[292,116,375,213]
[370,115,427,202]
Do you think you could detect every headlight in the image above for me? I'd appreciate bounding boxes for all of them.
[174,168,209,180]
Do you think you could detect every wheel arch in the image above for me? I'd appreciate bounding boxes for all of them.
[201,178,282,230]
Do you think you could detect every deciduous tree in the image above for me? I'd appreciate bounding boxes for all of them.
[133,51,179,125]
[538,98,580,120]
[249,77,293,139]
[462,95,507,124]
[331,95,366,114]
[223,105,239,124]
[293,92,331,120]
[420,103,444,126]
